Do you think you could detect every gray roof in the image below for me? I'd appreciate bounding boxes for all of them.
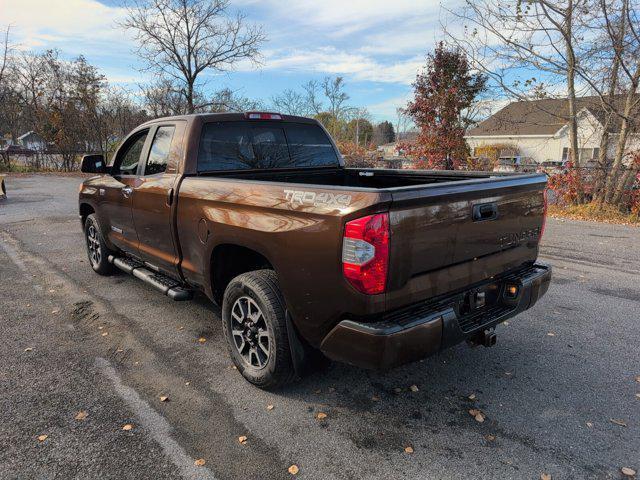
[467,96,639,137]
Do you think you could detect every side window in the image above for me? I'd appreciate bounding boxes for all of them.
[144,126,175,175]
[114,131,148,176]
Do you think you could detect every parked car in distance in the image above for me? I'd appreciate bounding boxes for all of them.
[78,112,551,388]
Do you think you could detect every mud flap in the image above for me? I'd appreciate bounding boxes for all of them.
[286,310,330,378]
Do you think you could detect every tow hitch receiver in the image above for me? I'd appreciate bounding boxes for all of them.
[468,328,497,348]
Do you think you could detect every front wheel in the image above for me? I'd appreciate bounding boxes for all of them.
[222,270,296,388]
[84,214,115,276]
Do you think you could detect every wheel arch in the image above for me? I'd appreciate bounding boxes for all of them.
[209,243,274,304]
[79,202,95,226]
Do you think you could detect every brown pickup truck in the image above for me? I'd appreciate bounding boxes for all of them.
[79,112,551,388]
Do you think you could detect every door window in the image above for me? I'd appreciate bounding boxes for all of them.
[144,126,176,175]
[114,130,148,176]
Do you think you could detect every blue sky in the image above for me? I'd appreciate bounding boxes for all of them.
[0,0,449,122]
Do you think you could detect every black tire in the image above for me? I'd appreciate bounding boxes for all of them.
[222,270,296,388]
[84,214,115,276]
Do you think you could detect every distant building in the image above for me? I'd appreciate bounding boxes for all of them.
[465,96,640,167]
[17,131,48,151]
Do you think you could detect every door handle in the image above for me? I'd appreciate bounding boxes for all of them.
[121,186,133,198]
[166,187,174,206]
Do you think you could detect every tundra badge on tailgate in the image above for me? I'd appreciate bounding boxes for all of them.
[284,189,352,208]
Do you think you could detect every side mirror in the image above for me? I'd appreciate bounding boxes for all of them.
[81,154,107,174]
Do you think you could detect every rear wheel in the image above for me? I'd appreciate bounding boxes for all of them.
[222,270,296,388]
[84,214,115,276]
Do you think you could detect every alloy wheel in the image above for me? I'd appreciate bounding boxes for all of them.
[230,296,271,369]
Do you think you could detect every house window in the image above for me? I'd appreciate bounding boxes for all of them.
[561,147,569,162]
[578,148,598,162]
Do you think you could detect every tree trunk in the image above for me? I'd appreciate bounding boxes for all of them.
[611,164,638,206]
[603,87,636,203]
[564,3,582,203]
[187,80,195,114]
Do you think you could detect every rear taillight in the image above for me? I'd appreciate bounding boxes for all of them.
[540,189,548,240]
[342,213,389,295]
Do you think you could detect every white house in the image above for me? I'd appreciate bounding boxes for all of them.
[465,96,640,167]
[17,131,48,151]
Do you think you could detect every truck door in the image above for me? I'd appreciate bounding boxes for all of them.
[100,128,151,253]
[131,122,184,276]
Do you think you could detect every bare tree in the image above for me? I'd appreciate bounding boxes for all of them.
[444,0,590,169]
[0,26,13,102]
[121,0,265,114]
[270,89,309,116]
[590,0,640,204]
[301,80,323,115]
[322,76,350,119]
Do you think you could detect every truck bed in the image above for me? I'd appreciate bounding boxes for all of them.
[208,166,500,190]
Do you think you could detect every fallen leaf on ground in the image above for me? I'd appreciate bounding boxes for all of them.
[316,412,327,420]
[547,332,555,336]
[288,464,299,475]
[504,372,512,376]
[485,434,496,441]
[266,404,274,411]
[404,446,414,454]
[586,422,593,428]
[610,418,627,427]
[24,347,33,352]
[185,382,190,386]
[541,473,552,480]
[37,435,48,442]
[621,467,636,477]
[468,393,476,400]
[159,396,169,402]
[409,385,419,392]
[198,337,206,343]
[635,375,640,383]
[51,309,59,314]
[98,326,103,330]
[314,389,321,394]
[194,458,206,467]
[101,332,108,336]
[48,289,55,293]
[122,424,133,431]
[238,435,247,445]
[635,393,640,399]
[75,411,88,421]
[116,348,123,353]
[371,395,380,402]
[469,409,485,422]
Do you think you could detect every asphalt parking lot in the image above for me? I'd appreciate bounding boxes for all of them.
[1,174,639,480]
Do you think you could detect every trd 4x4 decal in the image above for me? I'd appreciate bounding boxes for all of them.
[284,189,352,208]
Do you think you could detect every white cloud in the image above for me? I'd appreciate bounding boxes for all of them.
[258,47,422,84]
[367,92,413,121]
[0,0,130,55]
[238,0,440,36]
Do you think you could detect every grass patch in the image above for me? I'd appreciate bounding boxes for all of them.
[549,202,640,225]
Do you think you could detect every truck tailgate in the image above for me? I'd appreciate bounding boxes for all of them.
[385,174,547,306]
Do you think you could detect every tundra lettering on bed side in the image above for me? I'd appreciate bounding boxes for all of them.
[499,227,541,249]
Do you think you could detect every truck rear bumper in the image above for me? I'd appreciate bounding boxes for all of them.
[319,263,551,370]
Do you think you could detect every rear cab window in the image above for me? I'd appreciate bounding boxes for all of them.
[197,121,339,172]
[144,126,175,175]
